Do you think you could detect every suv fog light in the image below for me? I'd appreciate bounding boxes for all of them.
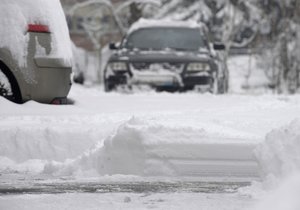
[187,63,210,72]
[109,62,127,71]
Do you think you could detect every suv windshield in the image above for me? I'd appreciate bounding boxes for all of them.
[123,27,208,51]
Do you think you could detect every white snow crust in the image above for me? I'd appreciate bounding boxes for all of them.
[1,55,300,208]
[2,83,300,179]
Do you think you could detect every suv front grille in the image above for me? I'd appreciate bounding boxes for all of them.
[131,62,184,72]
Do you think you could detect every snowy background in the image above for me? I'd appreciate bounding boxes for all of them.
[1,60,300,209]
[1,0,300,210]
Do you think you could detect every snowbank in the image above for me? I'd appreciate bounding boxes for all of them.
[255,119,300,181]
[43,117,258,178]
[3,84,300,180]
[249,120,300,210]
[0,0,72,67]
[252,173,300,210]
[0,122,99,162]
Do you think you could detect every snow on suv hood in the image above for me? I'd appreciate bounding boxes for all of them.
[128,18,204,34]
[0,0,72,67]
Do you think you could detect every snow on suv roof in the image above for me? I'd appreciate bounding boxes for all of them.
[127,18,204,34]
[0,0,72,67]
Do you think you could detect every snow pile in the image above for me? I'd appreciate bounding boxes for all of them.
[0,157,46,174]
[44,117,258,177]
[4,84,300,180]
[252,173,300,210]
[0,0,72,67]
[250,120,300,210]
[0,113,121,168]
[0,122,99,162]
[255,120,300,181]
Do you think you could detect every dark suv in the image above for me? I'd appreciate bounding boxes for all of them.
[104,19,228,93]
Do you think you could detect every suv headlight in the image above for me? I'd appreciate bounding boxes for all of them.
[109,62,127,71]
[187,63,210,72]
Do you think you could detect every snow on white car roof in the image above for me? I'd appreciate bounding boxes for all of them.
[127,18,205,34]
[0,0,72,67]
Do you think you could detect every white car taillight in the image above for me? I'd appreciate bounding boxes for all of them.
[28,24,50,33]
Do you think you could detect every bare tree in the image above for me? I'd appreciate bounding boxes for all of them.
[261,0,300,94]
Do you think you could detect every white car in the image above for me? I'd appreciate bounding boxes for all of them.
[0,0,73,104]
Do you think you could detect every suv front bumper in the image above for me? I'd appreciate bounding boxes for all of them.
[106,73,213,91]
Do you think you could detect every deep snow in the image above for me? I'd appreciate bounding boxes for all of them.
[1,55,300,209]
[2,81,300,179]
[1,86,300,209]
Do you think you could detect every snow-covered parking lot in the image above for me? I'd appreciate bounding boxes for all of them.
[1,0,300,208]
[1,84,299,178]
[1,81,300,209]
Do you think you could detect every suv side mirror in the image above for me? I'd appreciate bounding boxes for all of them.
[109,43,119,50]
[213,43,226,51]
